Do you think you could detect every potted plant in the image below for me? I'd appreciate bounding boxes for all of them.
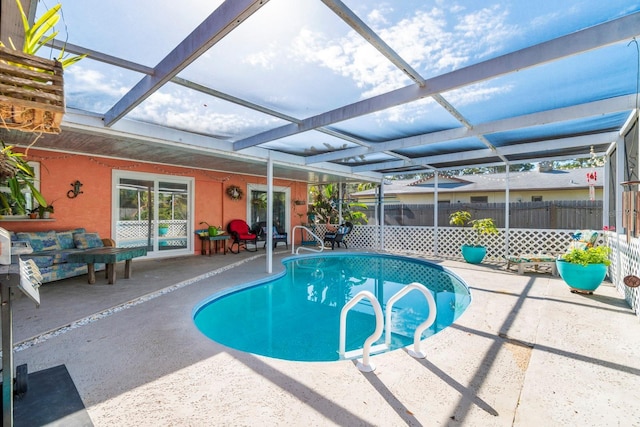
[37,203,54,219]
[0,142,48,216]
[556,246,611,294]
[449,210,498,264]
[158,223,169,236]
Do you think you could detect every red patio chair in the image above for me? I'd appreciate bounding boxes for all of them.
[227,219,258,253]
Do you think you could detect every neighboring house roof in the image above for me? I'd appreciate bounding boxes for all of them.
[352,168,603,196]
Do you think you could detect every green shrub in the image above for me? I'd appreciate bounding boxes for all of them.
[560,246,611,266]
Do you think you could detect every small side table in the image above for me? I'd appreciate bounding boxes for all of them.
[199,234,230,255]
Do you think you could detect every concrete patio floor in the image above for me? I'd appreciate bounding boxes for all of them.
[6,249,640,426]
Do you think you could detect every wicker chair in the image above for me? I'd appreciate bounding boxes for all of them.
[323,222,353,250]
[254,222,288,249]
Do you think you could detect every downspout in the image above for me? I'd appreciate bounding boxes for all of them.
[505,167,510,258]
[338,182,343,223]
[379,177,385,250]
[266,154,273,273]
[434,172,439,257]
[616,132,625,236]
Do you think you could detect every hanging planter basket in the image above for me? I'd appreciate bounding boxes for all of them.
[0,47,65,134]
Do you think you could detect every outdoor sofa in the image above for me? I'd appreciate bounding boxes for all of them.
[10,228,113,283]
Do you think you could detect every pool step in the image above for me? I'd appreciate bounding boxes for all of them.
[342,343,388,360]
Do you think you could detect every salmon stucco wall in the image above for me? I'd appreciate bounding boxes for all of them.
[1,149,309,252]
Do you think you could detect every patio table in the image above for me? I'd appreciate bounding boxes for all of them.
[67,246,148,285]
[198,234,230,255]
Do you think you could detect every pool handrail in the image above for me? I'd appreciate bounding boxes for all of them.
[339,290,384,372]
[291,225,324,254]
[384,282,437,359]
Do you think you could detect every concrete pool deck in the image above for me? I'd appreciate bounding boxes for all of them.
[7,249,640,426]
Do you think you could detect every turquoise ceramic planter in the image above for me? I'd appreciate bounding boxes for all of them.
[556,260,607,293]
[461,245,486,264]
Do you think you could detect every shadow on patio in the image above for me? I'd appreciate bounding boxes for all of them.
[7,250,640,426]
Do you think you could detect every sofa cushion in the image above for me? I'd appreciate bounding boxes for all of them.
[56,231,76,249]
[73,232,104,249]
[16,230,59,252]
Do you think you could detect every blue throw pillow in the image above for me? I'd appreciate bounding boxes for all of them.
[56,231,75,249]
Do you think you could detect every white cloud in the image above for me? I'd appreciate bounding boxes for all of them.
[285,4,517,100]
[66,66,128,97]
[133,91,279,137]
[244,43,279,69]
[453,5,517,59]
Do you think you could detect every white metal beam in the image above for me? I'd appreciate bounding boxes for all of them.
[351,131,618,172]
[308,94,636,164]
[104,0,270,126]
[234,12,640,151]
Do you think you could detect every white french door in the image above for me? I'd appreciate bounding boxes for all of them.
[113,171,194,257]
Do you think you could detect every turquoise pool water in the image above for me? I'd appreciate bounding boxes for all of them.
[193,253,471,362]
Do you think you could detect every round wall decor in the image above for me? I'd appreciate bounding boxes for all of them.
[226,185,243,200]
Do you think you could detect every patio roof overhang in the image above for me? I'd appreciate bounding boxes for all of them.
[0,0,638,184]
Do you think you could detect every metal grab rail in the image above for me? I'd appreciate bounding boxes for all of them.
[384,282,437,359]
[339,290,384,372]
[291,225,324,254]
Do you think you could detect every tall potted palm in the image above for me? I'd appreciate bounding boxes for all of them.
[449,210,498,264]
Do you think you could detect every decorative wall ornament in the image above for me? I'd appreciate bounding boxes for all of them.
[226,185,243,200]
[67,180,83,198]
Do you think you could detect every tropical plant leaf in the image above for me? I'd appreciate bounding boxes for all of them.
[13,0,85,66]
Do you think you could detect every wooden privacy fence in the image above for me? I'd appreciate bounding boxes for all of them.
[360,201,603,230]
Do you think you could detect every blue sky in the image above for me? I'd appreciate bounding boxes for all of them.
[37,0,640,154]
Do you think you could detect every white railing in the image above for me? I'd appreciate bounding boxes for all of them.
[339,284,439,372]
[291,225,324,254]
[384,282,437,359]
[339,291,385,372]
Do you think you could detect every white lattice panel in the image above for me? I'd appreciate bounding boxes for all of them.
[117,220,188,240]
[348,225,604,262]
[607,233,640,316]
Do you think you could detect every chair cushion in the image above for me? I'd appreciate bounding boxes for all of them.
[572,230,598,245]
[237,233,256,240]
[508,253,556,263]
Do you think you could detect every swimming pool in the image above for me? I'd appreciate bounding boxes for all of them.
[193,253,471,362]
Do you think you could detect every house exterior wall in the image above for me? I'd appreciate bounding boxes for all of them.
[1,148,309,253]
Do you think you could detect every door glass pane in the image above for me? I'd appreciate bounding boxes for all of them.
[117,178,154,250]
[250,190,287,232]
[158,181,188,251]
[116,176,191,254]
